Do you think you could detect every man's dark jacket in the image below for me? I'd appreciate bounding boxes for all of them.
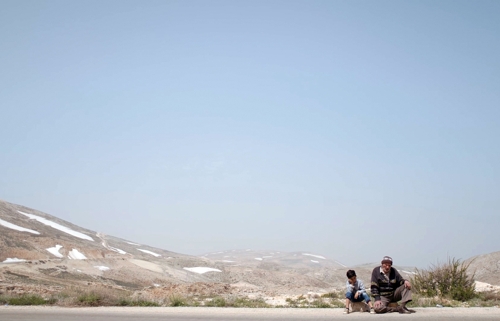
[370,266,406,301]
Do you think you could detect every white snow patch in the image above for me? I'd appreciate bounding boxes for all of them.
[94,266,110,271]
[0,218,40,235]
[109,246,126,255]
[46,245,64,258]
[311,260,319,263]
[2,258,27,263]
[302,253,326,260]
[126,242,140,245]
[222,260,235,263]
[17,211,94,241]
[183,267,222,274]
[153,284,160,287]
[137,249,161,257]
[402,270,417,275]
[255,258,263,261]
[68,249,87,260]
[99,240,127,255]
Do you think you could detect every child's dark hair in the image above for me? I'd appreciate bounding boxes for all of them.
[346,269,356,279]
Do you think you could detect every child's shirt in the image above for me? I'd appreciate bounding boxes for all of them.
[346,279,367,294]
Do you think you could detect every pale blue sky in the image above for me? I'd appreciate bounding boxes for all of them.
[1,0,499,267]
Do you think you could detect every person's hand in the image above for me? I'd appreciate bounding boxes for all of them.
[374,300,382,309]
[405,280,412,289]
[354,292,359,299]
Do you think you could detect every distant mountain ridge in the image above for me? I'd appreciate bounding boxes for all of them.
[1,198,498,303]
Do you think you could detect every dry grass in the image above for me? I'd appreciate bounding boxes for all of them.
[1,280,499,308]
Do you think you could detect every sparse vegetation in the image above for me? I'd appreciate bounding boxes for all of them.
[2,289,499,308]
[168,294,188,307]
[205,296,227,307]
[309,298,332,308]
[77,292,103,306]
[411,257,477,301]
[1,269,498,308]
[285,294,344,308]
[0,294,55,305]
[118,299,160,307]
[321,291,341,299]
[230,297,269,308]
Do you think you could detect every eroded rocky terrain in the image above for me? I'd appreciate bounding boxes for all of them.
[1,199,498,305]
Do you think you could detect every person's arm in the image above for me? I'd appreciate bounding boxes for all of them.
[346,280,353,292]
[394,268,412,289]
[370,268,381,301]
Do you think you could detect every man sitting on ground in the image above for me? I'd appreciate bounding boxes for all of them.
[370,256,415,314]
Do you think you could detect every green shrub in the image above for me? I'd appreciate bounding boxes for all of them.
[411,257,476,301]
[169,294,187,307]
[321,292,340,299]
[205,297,226,307]
[3,294,54,305]
[77,292,102,306]
[229,297,269,308]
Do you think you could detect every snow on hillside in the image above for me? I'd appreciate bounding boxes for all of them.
[18,211,94,241]
[183,267,222,274]
[0,218,40,235]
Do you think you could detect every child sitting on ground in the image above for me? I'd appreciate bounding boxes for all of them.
[344,269,375,314]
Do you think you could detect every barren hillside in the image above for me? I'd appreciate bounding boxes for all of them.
[1,199,497,304]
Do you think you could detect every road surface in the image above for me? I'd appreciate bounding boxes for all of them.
[1,306,499,320]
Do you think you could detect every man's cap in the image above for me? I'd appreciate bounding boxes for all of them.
[381,256,393,264]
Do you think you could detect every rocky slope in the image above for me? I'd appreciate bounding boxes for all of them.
[467,251,500,287]
[1,199,497,303]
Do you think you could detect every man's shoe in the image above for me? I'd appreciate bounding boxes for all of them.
[370,307,376,314]
[398,306,411,314]
[343,308,349,314]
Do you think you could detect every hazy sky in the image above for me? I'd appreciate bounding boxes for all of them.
[1,0,499,267]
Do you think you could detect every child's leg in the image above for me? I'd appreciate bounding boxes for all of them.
[361,293,373,308]
[345,291,354,310]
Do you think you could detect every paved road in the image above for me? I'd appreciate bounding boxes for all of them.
[1,306,499,320]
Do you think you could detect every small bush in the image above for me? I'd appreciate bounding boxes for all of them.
[169,294,188,307]
[77,292,102,306]
[1,294,55,306]
[321,292,340,299]
[411,257,476,301]
[229,297,269,308]
[205,297,227,307]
